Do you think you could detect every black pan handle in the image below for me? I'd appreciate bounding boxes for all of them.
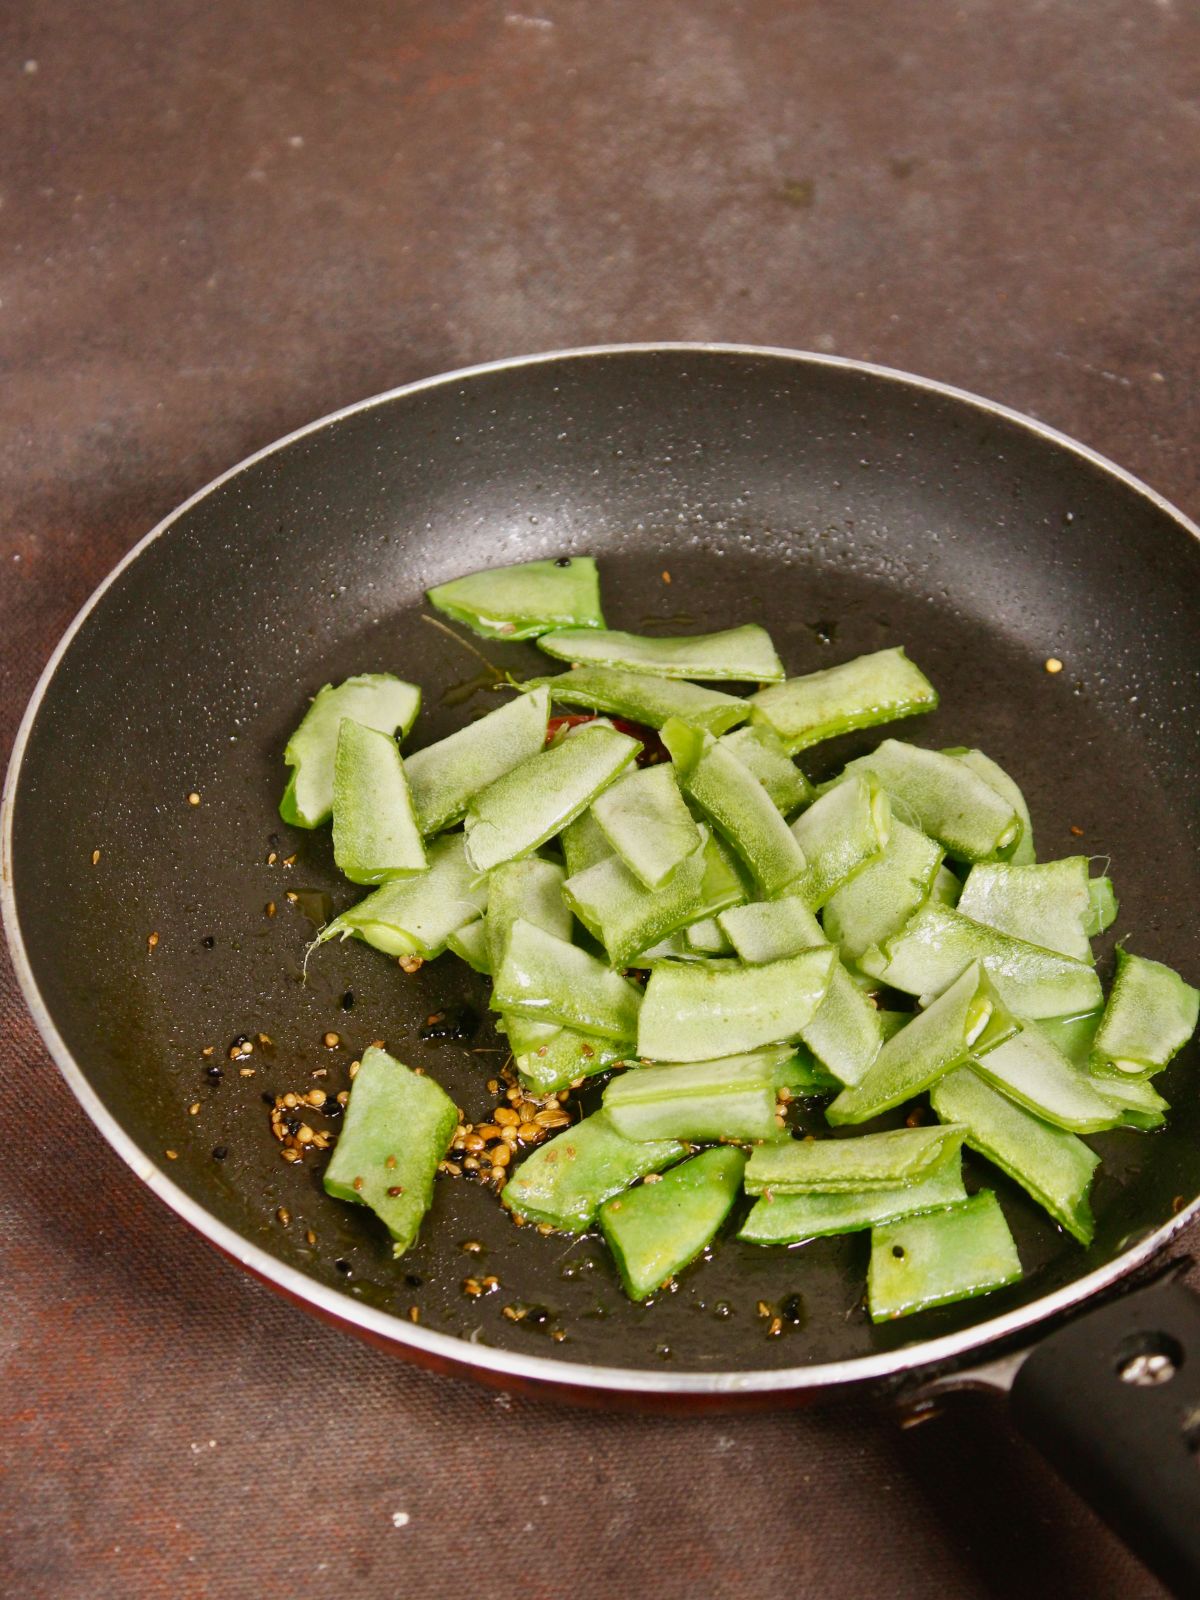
[1008,1277,1200,1597]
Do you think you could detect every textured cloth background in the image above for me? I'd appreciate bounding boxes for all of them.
[3,3,1198,1595]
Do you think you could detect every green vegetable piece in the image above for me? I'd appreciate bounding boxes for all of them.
[717,725,814,815]
[561,807,613,877]
[745,1123,966,1194]
[773,1045,842,1095]
[485,855,572,974]
[315,832,488,959]
[663,718,808,898]
[685,918,736,955]
[718,897,825,963]
[281,674,421,828]
[800,962,886,1088]
[492,919,643,1040]
[564,829,743,969]
[740,1159,967,1244]
[1084,876,1119,937]
[632,931,706,964]
[860,902,1104,1019]
[600,1147,746,1300]
[603,1052,779,1142]
[427,556,604,641]
[716,899,883,1088]
[749,647,938,753]
[637,947,836,1062]
[1037,1009,1102,1067]
[970,1025,1122,1133]
[838,740,1022,862]
[526,665,750,735]
[1091,1074,1170,1132]
[446,918,491,973]
[867,1191,1022,1321]
[464,723,640,873]
[956,857,1093,962]
[406,685,551,836]
[930,1067,1099,1244]
[827,962,1017,1125]
[514,1028,629,1096]
[591,764,703,889]
[502,1110,683,1231]
[331,720,426,885]
[820,819,944,962]
[789,775,891,909]
[945,748,1036,865]
[929,864,962,906]
[322,1046,456,1256]
[1089,948,1200,1079]
[538,623,784,682]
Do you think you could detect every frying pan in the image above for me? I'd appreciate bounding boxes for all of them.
[5,345,1200,1592]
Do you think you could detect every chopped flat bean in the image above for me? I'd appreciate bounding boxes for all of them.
[820,819,944,962]
[944,747,1036,866]
[561,807,614,877]
[745,1124,966,1194]
[827,962,1017,1124]
[789,775,891,909]
[957,857,1094,962]
[604,1052,779,1142]
[406,685,550,835]
[832,960,1017,1126]
[315,832,488,959]
[446,918,491,973]
[591,764,703,889]
[323,1046,456,1256]
[800,963,886,1087]
[1091,1074,1170,1132]
[504,1016,629,1095]
[485,855,572,973]
[633,931,707,964]
[427,556,604,640]
[637,947,836,1062]
[867,1191,1022,1321]
[1038,1009,1102,1067]
[740,1159,967,1244]
[281,674,421,828]
[565,829,743,968]
[601,1147,747,1300]
[332,719,426,885]
[492,919,643,1040]
[929,864,962,906]
[931,1067,1099,1244]
[465,723,640,872]
[1089,949,1200,1078]
[773,1046,842,1095]
[719,729,814,826]
[969,1025,1122,1133]
[664,718,808,897]
[527,665,750,734]
[860,902,1103,1019]
[502,1110,683,1231]
[838,740,1022,862]
[749,647,938,753]
[718,897,825,963]
[685,917,736,955]
[538,623,785,681]
[1084,876,1119,937]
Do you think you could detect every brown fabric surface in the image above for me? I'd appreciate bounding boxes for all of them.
[2,2,1197,1595]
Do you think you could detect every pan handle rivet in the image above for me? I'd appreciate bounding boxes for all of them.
[1118,1350,1178,1387]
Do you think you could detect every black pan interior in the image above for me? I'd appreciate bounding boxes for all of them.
[10,348,1200,1375]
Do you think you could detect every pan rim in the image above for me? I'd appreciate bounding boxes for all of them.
[5,340,1200,1396]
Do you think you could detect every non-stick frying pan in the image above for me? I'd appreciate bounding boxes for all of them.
[5,345,1200,1591]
